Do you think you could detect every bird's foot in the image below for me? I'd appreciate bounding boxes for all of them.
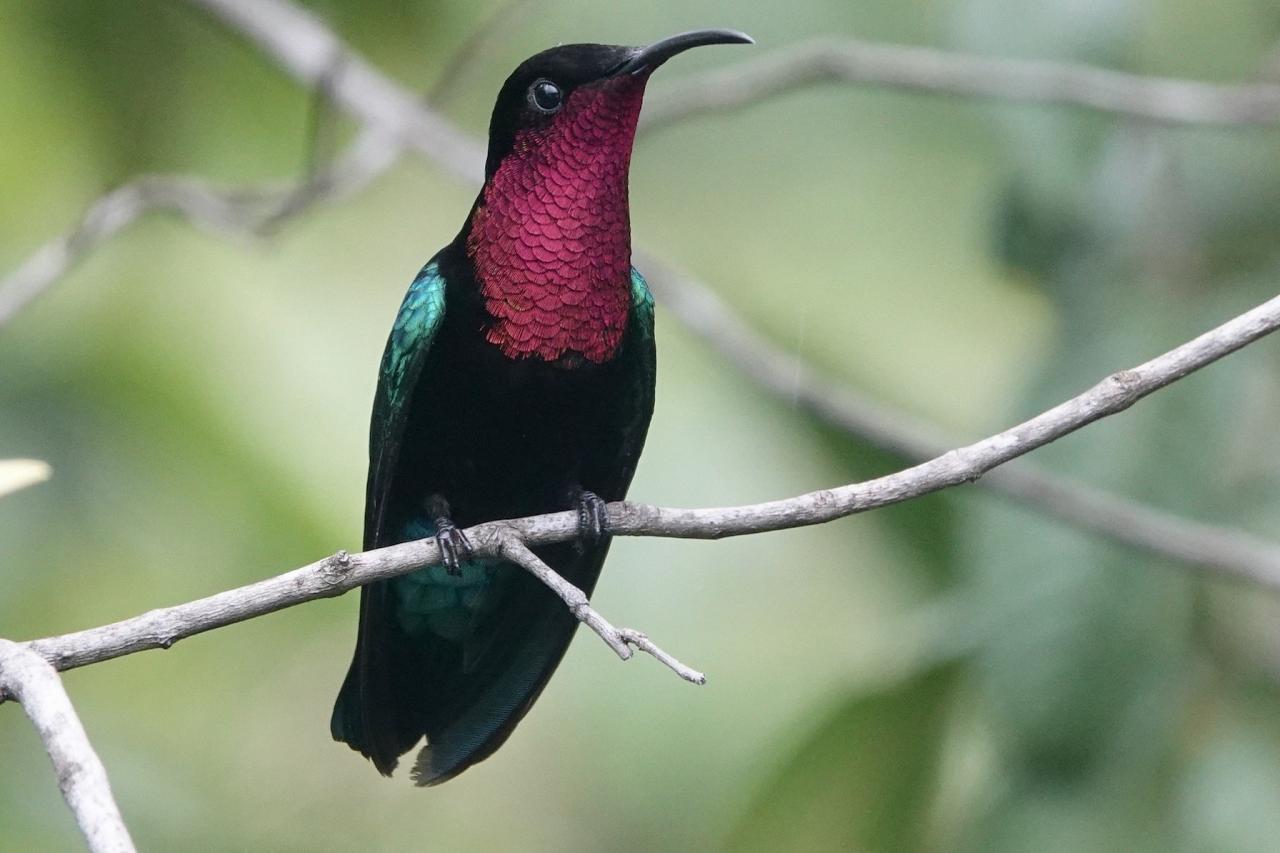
[434,523,473,576]
[427,495,473,576]
[574,489,609,549]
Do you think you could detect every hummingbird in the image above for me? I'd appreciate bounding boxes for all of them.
[330,29,753,785]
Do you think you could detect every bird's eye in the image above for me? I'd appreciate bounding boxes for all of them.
[528,79,563,113]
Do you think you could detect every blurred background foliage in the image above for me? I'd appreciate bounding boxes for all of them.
[3,0,1280,850]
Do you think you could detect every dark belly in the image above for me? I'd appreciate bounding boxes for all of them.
[388,311,631,535]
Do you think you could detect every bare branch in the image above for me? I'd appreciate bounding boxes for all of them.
[0,176,262,326]
[0,127,410,323]
[495,530,705,684]
[637,252,1280,581]
[425,0,540,105]
[14,12,1280,319]
[0,641,136,853]
[260,0,537,232]
[254,105,401,234]
[187,0,485,181]
[20,293,1280,684]
[642,36,1280,131]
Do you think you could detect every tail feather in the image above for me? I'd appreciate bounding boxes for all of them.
[411,602,575,785]
[331,540,607,783]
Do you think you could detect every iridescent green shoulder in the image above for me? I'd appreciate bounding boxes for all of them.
[629,266,654,338]
[383,261,447,408]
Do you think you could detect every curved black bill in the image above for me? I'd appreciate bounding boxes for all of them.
[616,28,754,75]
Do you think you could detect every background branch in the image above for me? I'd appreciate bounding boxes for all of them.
[13,2,1280,320]
[642,36,1280,131]
[256,0,537,232]
[0,641,135,853]
[20,291,1280,683]
[189,0,484,180]
[3,0,1279,588]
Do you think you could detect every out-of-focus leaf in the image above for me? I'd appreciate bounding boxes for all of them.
[1172,686,1280,850]
[725,663,959,853]
[958,784,1170,853]
[950,1,1280,849]
[0,458,50,499]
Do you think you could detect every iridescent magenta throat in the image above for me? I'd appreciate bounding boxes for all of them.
[467,75,647,363]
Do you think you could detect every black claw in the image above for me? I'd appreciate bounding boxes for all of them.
[427,494,472,576]
[575,490,608,547]
[434,523,473,576]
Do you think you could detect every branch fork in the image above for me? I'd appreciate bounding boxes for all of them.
[491,526,707,685]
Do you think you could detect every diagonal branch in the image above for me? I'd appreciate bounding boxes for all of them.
[641,36,1280,131]
[254,0,538,233]
[495,530,705,683]
[187,0,484,182]
[19,291,1280,684]
[0,641,136,853]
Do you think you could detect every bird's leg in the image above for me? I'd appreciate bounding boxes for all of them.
[426,494,473,576]
[571,488,609,551]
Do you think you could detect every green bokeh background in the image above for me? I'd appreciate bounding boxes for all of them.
[4,0,1280,850]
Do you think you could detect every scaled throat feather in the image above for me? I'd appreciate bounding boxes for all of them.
[467,76,647,364]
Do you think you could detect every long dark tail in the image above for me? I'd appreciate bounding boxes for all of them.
[331,540,608,785]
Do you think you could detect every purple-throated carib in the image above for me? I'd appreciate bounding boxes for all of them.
[331,29,752,785]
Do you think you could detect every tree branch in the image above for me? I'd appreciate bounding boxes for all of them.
[495,530,705,683]
[641,36,1280,131]
[19,292,1280,684]
[0,641,136,853]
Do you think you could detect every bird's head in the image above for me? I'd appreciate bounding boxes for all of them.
[464,30,751,363]
[480,29,753,181]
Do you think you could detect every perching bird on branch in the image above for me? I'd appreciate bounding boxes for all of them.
[331,30,753,785]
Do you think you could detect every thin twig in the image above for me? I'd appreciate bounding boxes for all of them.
[19,292,1280,682]
[0,176,266,326]
[495,530,705,683]
[642,36,1280,131]
[187,0,485,181]
[425,0,539,105]
[258,0,538,232]
[0,641,136,853]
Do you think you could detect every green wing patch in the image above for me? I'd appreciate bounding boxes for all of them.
[630,266,655,339]
[383,261,447,408]
[366,260,447,547]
